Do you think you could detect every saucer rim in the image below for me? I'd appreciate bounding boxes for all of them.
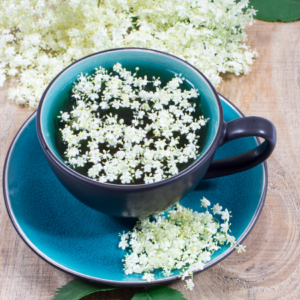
[2,94,267,287]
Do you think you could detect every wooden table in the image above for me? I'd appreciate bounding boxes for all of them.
[1,20,300,300]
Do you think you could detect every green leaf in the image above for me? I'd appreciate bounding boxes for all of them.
[250,0,300,22]
[132,286,187,300]
[53,278,117,300]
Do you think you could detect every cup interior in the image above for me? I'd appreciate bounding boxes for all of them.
[40,49,220,171]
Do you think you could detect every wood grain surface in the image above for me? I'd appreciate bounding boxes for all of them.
[1,20,300,300]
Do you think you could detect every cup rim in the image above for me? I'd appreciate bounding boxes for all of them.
[36,47,224,191]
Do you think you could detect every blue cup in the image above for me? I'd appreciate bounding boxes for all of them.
[36,48,276,217]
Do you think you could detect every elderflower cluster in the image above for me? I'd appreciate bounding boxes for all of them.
[60,64,207,184]
[0,0,257,107]
[119,198,245,290]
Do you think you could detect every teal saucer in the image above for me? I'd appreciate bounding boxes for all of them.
[3,95,266,286]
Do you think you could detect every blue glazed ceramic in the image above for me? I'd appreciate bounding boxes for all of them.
[4,95,267,286]
[36,48,276,217]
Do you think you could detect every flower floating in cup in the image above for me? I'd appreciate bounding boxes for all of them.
[119,197,245,289]
[59,63,208,184]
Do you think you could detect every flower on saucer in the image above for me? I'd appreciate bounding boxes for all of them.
[119,198,246,290]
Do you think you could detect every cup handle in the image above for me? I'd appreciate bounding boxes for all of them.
[203,116,276,179]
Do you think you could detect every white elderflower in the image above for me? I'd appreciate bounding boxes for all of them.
[100,101,109,109]
[153,79,161,87]
[178,155,188,164]
[190,122,200,131]
[139,90,149,101]
[99,175,107,183]
[61,112,70,122]
[144,175,154,184]
[68,157,78,166]
[226,234,236,245]
[186,279,195,291]
[76,157,85,167]
[113,63,122,73]
[88,167,99,179]
[132,119,139,126]
[8,68,18,76]
[221,209,230,221]
[182,114,193,124]
[142,273,155,282]
[212,203,223,215]
[91,104,98,111]
[60,64,209,184]
[135,169,143,179]
[112,100,121,109]
[137,111,145,119]
[153,102,163,111]
[67,147,79,157]
[119,239,129,250]
[187,133,196,142]
[169,166,178,175]
[154,172,163,182]
[235,244,246,253]
[180,125,189,135]
[89,93,99,100]
[119,198,243,290]
[214,233,226,244]
[120,172,132,184]
[200,119,208,126]
[201,197,211,208]
[0,0,256,108]
[220,222,229,233]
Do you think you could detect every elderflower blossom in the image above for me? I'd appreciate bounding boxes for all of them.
[0,0,257,107]
[119,198,245,289]
[235,244,246,253]
[186,279,195,291]
[60,64,208,184]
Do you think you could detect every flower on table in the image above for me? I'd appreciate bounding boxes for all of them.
[235,244,246,253]
[1,0,257,108]
[186,279,195,291]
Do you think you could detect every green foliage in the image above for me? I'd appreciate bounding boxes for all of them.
[132,286,187,300]
[250,0,300,22]
[52,278,117,300]
[53,279,188,300]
